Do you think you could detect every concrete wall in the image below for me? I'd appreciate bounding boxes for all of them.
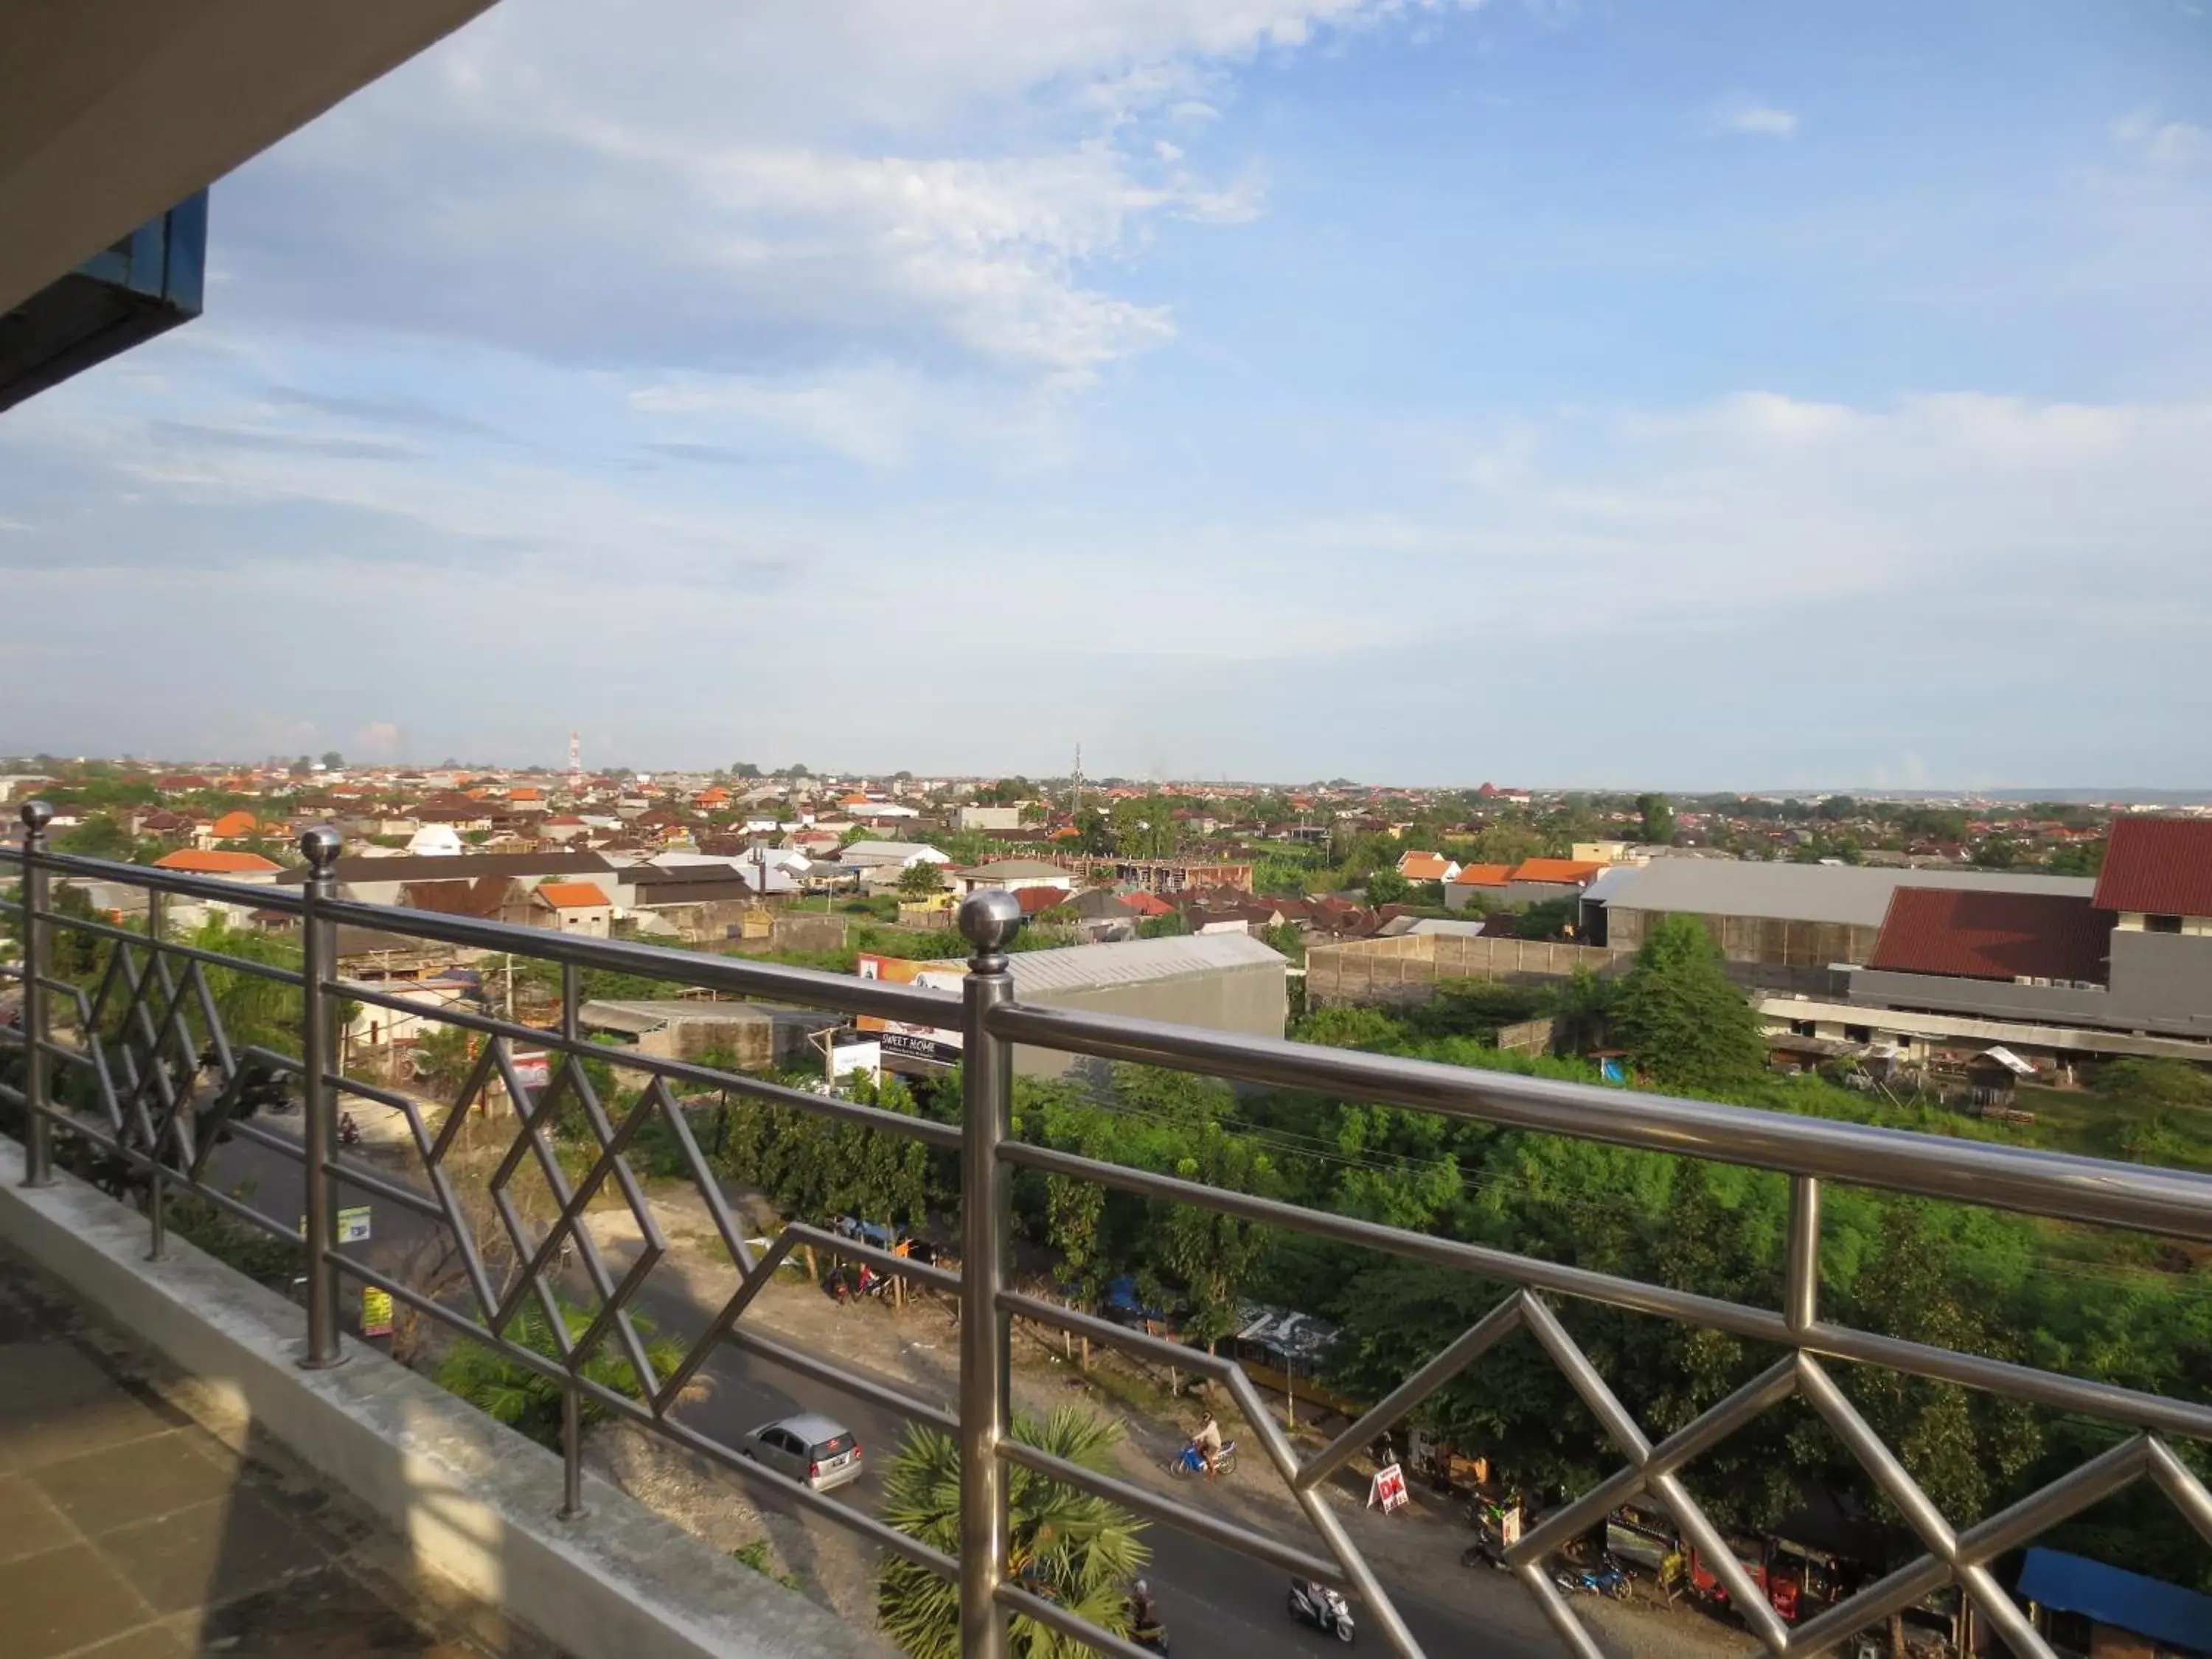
[1307,933,1632,1009]
[1015,963,1287,1077]
[1606,905,1880,968]
[1845,934,2212,1044]
[1848,969,2118,1030]
[2102,931,2212,1037]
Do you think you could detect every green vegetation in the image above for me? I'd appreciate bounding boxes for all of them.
[877,1408,1148,1659]
[1610,915,1765,1089]
[435,1299,681,1448]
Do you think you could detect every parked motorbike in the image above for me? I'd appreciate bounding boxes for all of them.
[337,1112,361,1147]
[1169,1439,1238,1478]
[1551,1557,1630,1600]
[1287,1578,1355,1644]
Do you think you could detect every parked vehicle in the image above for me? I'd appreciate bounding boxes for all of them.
[1553,1557,1630,1599]
[740,1413,863,1493]
[1287,1578,1354,1643]
[1169,1439,1237,1478]
[338,1112,361,1147]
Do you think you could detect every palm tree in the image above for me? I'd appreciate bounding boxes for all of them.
[877,1407,1149,1658]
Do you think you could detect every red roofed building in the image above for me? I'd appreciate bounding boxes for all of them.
[1394,850,1460,883]
[2093,818,2212,926]
[1868,888,2115,986]
[532,880,613,937]
[1444,863,1514,911]
[1505,858,1606,906]
[153,849,282,880]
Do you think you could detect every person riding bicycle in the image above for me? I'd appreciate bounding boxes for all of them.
[1191,1412,1223,1477]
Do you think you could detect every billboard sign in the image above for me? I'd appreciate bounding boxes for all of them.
[856,954,964,1068]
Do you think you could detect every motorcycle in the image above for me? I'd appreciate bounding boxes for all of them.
[337,1112,361,1147]
[1169,1439,1237,1478]
[1287,1578,1355,1644]
[1551,1557,1630,1600]
[1127,1591,1171,1655]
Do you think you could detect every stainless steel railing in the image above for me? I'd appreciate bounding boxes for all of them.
[3,805,2208,1659]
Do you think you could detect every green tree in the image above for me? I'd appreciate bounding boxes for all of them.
[320,750,344,769]
[897,860,947,900]
[1366,868,1410,905]
[1839,1205,2042,1525]
[877,1408,1149,1659]
[436,1299,683,1448]
[1636,793,1676,846]
[1969,835,2020,869]
[731,762,763,779]
[1611,916,1764,1089]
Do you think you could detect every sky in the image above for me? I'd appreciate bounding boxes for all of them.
[3,0,2210,790]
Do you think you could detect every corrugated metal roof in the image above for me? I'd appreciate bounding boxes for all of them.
[1868,888,2112,984]
[928,933,1286,995]
[1591,860,2096,928]
[2015,1548,2212,1652]
[2093,816,2212,917]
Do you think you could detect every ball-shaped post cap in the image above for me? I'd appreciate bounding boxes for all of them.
[958,888,1026,957]
[298,824,344,871]
[19,799,55,835]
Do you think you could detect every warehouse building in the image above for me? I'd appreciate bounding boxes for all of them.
[866,932,1289,1079]
[1581,860,2097,991]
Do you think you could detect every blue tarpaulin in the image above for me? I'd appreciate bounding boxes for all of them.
[2016,1547,2212,1655]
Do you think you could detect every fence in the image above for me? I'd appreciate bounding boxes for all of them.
[3,804,2210,1659]
[1306,931,1634,1008]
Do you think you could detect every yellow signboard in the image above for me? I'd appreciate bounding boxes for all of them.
[361,1287,394,1338]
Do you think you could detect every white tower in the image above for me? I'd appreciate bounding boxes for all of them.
[568,730,582,794]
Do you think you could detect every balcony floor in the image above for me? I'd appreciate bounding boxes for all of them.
[0,1236,568,1659]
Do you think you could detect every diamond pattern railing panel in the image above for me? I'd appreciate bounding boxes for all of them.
[9,840,2211,1659]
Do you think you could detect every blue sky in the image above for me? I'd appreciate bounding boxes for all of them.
[3,0,2209,788]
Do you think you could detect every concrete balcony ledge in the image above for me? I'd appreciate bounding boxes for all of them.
[0,1135,894,1659]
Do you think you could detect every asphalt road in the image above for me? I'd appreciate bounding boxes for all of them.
[204,1129,1572,1659]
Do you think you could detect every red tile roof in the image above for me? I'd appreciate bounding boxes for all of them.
[1015,885,1068,916]
[153,849,281,874]
[2093,818,2212,918]
[1397,852,1453,880]
[1868,888,2114,984]
[1451,863,1514,887]
[1510,858,1604,886]
[536,881,610,908]
[1121,891,1174,917]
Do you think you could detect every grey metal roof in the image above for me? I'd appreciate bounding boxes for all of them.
[1589,860,2096,929]
[1407,918,1492,938]
[967,932,1286,995]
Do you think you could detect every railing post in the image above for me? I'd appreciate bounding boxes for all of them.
[556,956,586,1520]
[1784,1174,1820,1338]
[18,800,54,1186]
[145,888,168,1261]
[958,891,1023,1659]
[298,826,345,1368]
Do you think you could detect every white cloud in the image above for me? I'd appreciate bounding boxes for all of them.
[2114,109,2212,167]
[1710,98,1799,139]
[218,0,1444,386]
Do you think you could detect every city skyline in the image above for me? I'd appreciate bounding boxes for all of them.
[2,0,2208,784]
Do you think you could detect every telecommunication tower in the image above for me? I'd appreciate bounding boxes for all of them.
[568,730,582,793]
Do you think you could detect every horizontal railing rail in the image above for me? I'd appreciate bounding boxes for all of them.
[4,808,2209,1659]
